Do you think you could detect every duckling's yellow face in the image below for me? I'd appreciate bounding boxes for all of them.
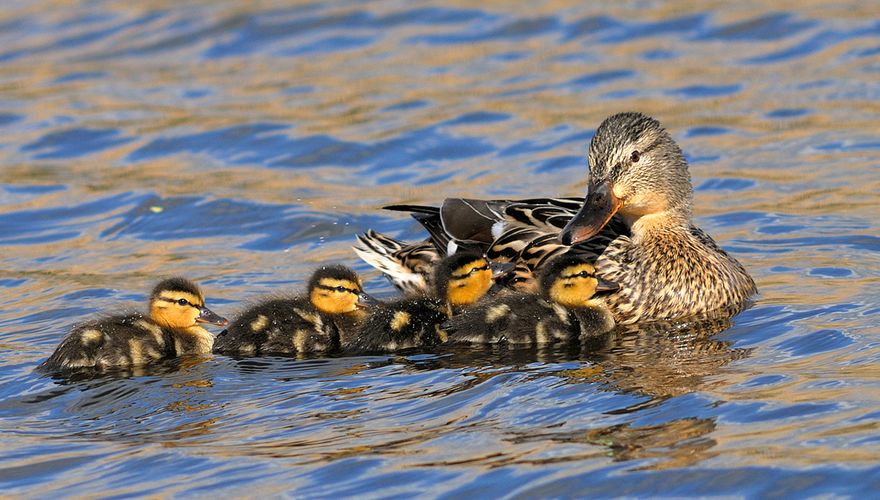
[150,291,223,330]
[310,278,365,315]
[446,258,494,307]
[548,264,602,308]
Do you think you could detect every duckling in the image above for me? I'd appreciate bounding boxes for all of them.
[356,112,757,324]
[346,252,511,352]
[444,254,617,345]
[213,265,377,356]
[40,277,228,373]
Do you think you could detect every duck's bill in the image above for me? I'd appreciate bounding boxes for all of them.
[356,291,381,308]
[489,261,515,279]
[559,179,622,246]
[595,277,619,294]
[197,306,228,326]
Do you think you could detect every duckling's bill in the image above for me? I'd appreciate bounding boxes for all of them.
[595,277,619,294]
[357,291,380,308]
[489,261,515,278]
[197,305,228,326]
[559,179,621,246]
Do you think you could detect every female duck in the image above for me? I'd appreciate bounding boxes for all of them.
[214,265,376,356]
[346,252,511,352]
[444,255,617,345]
[41,278,228,373]
[355,112,756,323]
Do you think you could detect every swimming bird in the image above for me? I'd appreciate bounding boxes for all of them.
[40,278,228,373]
[444,254,617,345]
[354,112,756,324]
[345,252,511,352]
[213,265,377,356]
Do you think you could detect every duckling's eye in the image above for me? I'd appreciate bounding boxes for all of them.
[177,298,189,306]
[630,150,641,163]
[470,265,489,275]
[335,286,349,293]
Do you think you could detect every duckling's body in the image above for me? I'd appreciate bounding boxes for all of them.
[345,253,508,352]
[40,278,227,373]
[445,256,616,344]
[355,113,756,324]
[214,265,373,356]
[346,297,449,352]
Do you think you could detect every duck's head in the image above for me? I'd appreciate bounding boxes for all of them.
[560,112,692,245]
[435,253,513,307]
[149,277,228,330]
[540,255,618,308]
[308,265,378,315]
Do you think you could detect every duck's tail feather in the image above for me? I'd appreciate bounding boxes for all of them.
[383,204,440,216]
[352,230,437,296]
[440,198,510,244]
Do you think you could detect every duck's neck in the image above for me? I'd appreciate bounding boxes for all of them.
[627,211,691,244]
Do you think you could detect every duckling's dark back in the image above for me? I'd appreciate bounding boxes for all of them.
[442,293,573,345]
[40,313,176,373]
[214,296,339,356]
[345,297,449,352]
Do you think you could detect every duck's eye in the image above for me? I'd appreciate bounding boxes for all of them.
[177,298,189,306]
[577,271,592,278]
[630,150,641,163]
[335,286,348,293]
[470,264,489,275]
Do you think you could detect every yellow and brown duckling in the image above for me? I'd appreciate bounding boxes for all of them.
[355,112,756,324]
[213,265,377,356]
[345,252,511,352]
[40,278,228,373]
[444,255,617,345]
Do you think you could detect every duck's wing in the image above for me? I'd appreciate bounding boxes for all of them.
[352,230,439,296]
[384,204,450,254]
[365,197,629,293]
[503,197,585,232]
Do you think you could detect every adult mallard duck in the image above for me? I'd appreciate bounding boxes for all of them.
[354,112,756,324]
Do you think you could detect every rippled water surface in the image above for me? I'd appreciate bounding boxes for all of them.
[1,0,879,497]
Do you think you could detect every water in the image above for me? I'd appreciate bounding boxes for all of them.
[1,1,879,497]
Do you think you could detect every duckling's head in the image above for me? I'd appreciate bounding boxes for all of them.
[149,277,228,330]
[560,112,692,245]
[435,253,511,307]
[540,255,618,308]
[308,265,377,315]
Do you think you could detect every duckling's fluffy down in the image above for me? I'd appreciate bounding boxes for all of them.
[40,313,190,372]
[345,297,449,352]
[214,296,347,356]
[443,292,614,345]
